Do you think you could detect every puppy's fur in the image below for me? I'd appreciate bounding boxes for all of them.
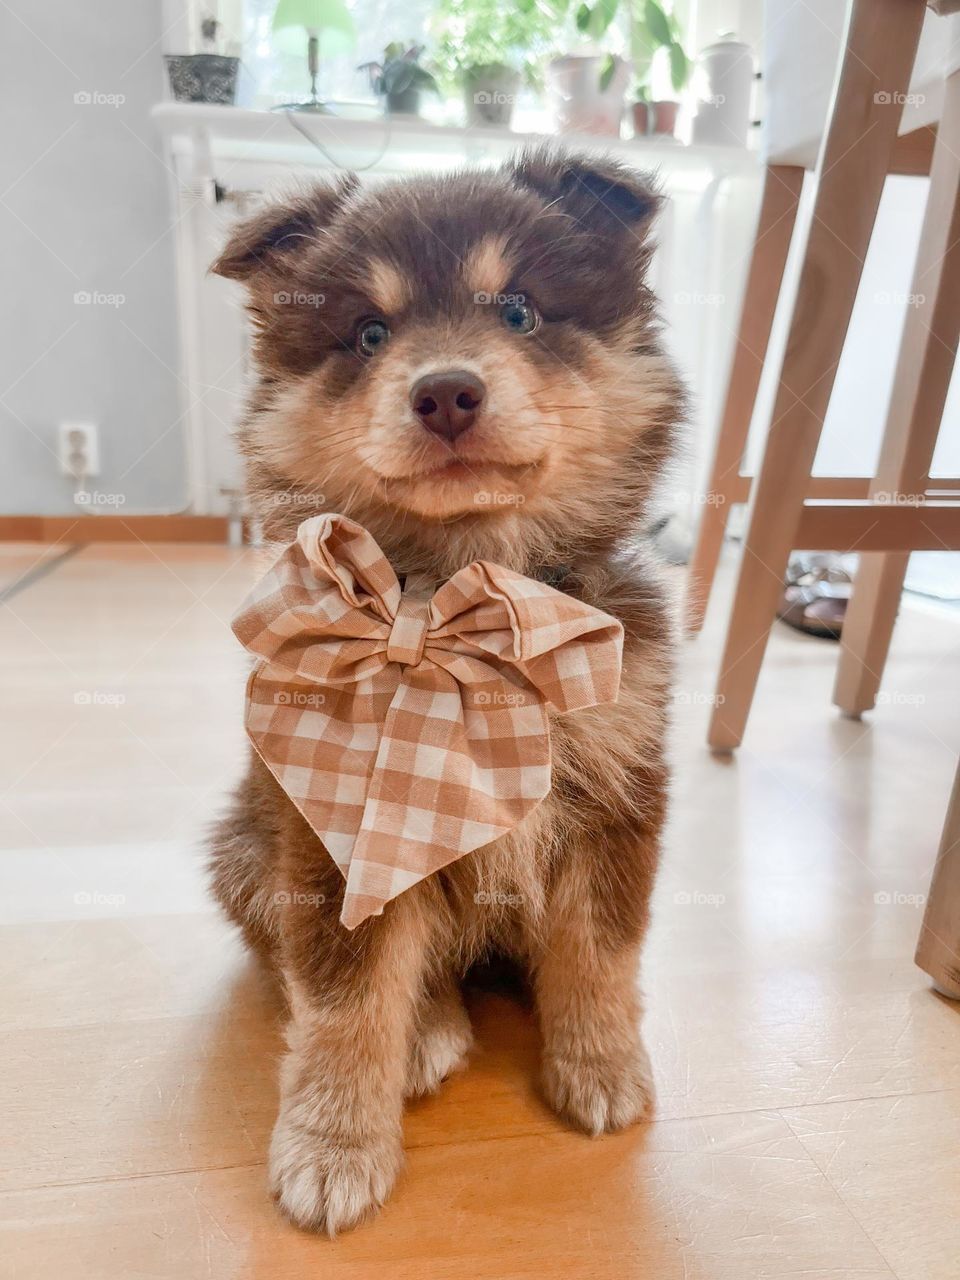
[209,148,684,1233]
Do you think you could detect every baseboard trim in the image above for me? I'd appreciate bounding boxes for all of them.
[0,515,242,543]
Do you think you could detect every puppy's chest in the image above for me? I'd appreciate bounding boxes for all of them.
[450,649,670,932]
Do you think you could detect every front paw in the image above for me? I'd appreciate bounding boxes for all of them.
[405,997,473,1098]
[268,1114,402,1234]
[542,1040,655,1136]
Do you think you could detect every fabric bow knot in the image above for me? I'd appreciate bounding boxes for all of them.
[232,514,623,928]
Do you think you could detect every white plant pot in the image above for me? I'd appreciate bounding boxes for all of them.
[546,55,630,137]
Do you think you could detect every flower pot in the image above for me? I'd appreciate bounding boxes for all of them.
[651,99,680,136]
[546,55,629,137]
[463,65,521,128]
[385,85,422,116]
[632,101,651,136]
[164,54,244,105]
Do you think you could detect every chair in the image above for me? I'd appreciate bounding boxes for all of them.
[687,0,960,751]
[917,757,960,998]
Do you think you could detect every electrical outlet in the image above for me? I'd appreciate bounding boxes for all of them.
[58,422,100,479]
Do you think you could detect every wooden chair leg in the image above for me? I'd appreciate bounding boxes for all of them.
[707,0,927,752]
[686,165,804,634]
[834,68,960,717]
[916,759,960,999]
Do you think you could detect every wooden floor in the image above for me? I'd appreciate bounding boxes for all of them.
[2,539,959,1279]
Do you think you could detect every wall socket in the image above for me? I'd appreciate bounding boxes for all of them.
[58,422,100,479]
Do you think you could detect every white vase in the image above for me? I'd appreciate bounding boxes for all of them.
[691,36,754,148]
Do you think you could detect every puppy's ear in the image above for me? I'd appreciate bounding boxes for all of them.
[508,147,661,236]
[210,176,358,282]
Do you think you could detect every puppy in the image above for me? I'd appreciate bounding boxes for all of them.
[209,147,684,1234]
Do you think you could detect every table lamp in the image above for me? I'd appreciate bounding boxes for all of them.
[271,0,357,112]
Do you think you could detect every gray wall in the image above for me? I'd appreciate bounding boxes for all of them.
[1,0,186,514]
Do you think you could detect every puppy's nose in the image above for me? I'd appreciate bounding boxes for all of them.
[410,370,486,442]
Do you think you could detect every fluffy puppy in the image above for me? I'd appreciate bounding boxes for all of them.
[209,147,684,1234]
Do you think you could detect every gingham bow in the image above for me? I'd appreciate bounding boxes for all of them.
[233,514,623,928]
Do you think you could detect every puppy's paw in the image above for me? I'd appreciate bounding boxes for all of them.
[268,1116,402,1235]
[405,996,473,1098]
[542,1041,655,1136]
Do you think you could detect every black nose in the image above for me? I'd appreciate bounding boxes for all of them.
[410,369,486,442]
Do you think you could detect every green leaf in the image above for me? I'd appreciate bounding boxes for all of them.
[575,2,592,32]
[598,51,616,91]
[668,40,689,91]
[589,0,618,38]
[644,0,672,46]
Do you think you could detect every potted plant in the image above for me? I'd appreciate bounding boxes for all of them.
[432,0,563,129]
[165,15,250,105]
[359,43,439,116]
[544,0,630,137]
[552,0,689,138]
[619,0,690,135]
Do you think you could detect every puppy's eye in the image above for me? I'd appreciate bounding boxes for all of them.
[356,319,390,357]
[500,301,540,336]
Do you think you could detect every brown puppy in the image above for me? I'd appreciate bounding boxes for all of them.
[209,147,684,1234]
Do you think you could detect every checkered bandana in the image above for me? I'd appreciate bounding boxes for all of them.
[233,514,624,929]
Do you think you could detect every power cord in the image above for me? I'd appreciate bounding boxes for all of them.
[281,105,395,172]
